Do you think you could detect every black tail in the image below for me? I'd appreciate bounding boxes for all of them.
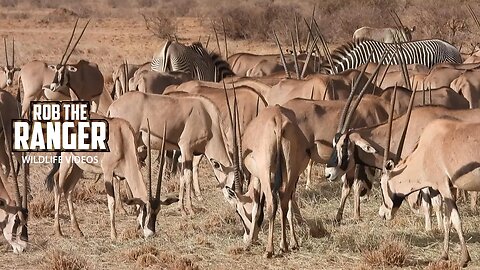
[45,152,61,192]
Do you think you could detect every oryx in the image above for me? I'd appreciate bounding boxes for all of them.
[379,118,480,267]
[0,38,20,89]
[45,114,177,239]
[20,19,104,117]
[108,92,239,216]
[224,105,311,258]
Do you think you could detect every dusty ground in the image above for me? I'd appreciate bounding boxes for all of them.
[0,7,479,270]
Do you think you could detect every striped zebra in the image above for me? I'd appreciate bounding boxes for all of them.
[151,41,234,82]
[326,39,462,74]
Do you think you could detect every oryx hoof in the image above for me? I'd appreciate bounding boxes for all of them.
[439,252,449,261]
[279,246,288,254]
[196,196,204,202]
[263,251,273,258]
[461,251,471,268]
[333,216,342,226]
[111,232,118,240]
[74,230,84,237]
[290,242,299,250]
[55,230,64,237]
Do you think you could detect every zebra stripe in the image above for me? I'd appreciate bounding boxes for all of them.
[151,41,233,82]
[327,39,462,74]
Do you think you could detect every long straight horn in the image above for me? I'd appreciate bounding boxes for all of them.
[12,37,14,68]
[383,84,397,169]
[222,81,234,128]
[313,19,334,73]
[155,122,167,199]
[294,14,301,53]
[22,155,28,209]
[231,88,241,193]
[341,50,390,133]
[146,118,152,201]
[337,79,356,132]
[212,22,221,56]
[221,19,228,60]
[393,11,406,29]
[255,96,260,117]
[389,10,402,30]
[205,35,210,50]
[273,30,290,78]
[0,112,20,207]
[233,88,243,192]
[3,38,8,67]
[395,83,417,161]
[468,5,480,29]
[60,18,79,65]
[290,31,300,80]
[378,52,396,88]
[63,19,91,65]
[303,18,322,72]
[305,5,315,51]
[309,86,314,100]
[123,59,129,95]
[301,36,318,79]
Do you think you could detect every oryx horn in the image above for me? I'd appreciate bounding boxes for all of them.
[273,30,290,79]
[146,118,152,200]
[383,84,397,169]
[60,18,79,65]
[395,82,417,161]
[3,37,8,67]
[290,30,300,80]
[155,122,167,200]
[63,19,91,65]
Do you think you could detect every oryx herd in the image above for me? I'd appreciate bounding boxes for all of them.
[3,8,480,268]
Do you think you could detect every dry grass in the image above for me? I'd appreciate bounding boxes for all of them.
[29,191,54,218]
[42,249,89,270]
[425,260,461,270]
[124,244,199,269]
[363,238,410,267]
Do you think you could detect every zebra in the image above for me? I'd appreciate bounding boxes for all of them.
[151,41,234,82]
[325,39,462,74]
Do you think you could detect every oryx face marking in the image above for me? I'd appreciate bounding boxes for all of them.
[46,64,77,92]
[1,66,19,87]
[325,133,352,181]
[2,211,28,254]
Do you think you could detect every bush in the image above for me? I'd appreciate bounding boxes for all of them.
[142,11,176,39]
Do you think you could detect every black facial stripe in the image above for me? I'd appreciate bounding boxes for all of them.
[339,139,349,171]
[20,225,28,242]
[236,210,250,234]
[11,216,19,241]
[141,205,147,227]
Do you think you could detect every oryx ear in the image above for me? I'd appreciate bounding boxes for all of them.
[350,134,376,153]
[385,160,395,172]
[67,66,78,72]
[411,26,416,32]
[124,198,145,206]
[48,64,56,70]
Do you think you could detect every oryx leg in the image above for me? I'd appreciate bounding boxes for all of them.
[431,190,443,231]
[439,184,471,267]
[305,159,313,189]
[470,191,477,212]
[292,193,305,226]
[113,176,127,215]
[21,90,44,118]
[421,188,433,232]
[54,157,75,236]
[100,163,117,239]
[192,155,203,201]
[279,192,289,254]
[64,165,84,237]
[335,174,352,223]
[264,178,278,258]
[287,197,299,250]
[178,147,194,216]
[245,177,261,246]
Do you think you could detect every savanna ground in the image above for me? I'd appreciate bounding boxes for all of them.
[0,1,480,269]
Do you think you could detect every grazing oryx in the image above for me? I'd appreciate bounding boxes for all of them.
[45,114,177,239]
[353,26,416,43]
[20,19,104,117]
[164,85,268,200]
[422,62,480,89]
[326,39,462,74]
[129,70,191,95]
[378,118,480,267]
[108,92,238,216]
[151,41,234,82]
[358,63,429,75]
[0,38,20,89]
[111,61,150,99]
[224,105,310,258]
[228,53,283,76]
[326,105,480,230]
